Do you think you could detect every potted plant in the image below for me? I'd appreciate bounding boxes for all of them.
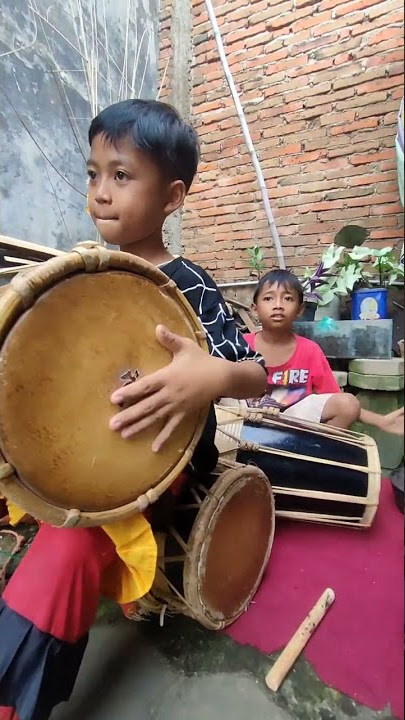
[348,245,404,320]
[301,244,345,320]
[300,226,370,321]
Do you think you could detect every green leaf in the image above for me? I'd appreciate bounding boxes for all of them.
[318,289,336,306]
[348,246,372,260]
[321,243,344,269]
[334,224,369,249]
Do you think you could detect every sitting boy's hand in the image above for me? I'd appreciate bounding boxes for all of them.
[109,325,223,451]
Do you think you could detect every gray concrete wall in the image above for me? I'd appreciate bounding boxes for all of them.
[0,0,159,251]
[162,0,193,256]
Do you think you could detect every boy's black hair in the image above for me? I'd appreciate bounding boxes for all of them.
[88,99,200,191]
[253,269,304,304]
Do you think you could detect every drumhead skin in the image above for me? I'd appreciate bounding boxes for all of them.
[184,465,275,629]
[0,244,208,526]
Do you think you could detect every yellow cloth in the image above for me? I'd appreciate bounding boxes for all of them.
[4,498,157,605]
[5,499,27,526]
[101,514,157,604]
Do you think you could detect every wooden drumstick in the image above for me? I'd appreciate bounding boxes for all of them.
[265,588,335,692]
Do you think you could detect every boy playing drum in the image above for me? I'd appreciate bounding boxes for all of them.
[0,100,267,720]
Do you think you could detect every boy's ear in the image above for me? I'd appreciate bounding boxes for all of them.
[164,180,186,216]
[296,303,306,318]
[251,302,258,318]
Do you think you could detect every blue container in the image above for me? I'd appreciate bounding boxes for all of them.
[351,287,388,320]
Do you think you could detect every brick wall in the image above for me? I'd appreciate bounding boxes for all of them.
[160,0,404,282]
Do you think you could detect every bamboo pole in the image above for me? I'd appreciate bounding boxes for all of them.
[204,0,286,269]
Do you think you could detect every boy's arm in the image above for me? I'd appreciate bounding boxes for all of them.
[209,354,267,400]
[110,265,267,449]
[110,325,267,450]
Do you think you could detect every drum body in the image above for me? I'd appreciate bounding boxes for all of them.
[215,407,381,529]
[135,464,275,630]
[0,244,208,527]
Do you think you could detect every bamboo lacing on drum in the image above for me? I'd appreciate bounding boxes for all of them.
[10,274,36,309]
[138,567,195,618]
[217,426,261,453]
[221,407,280,422]
[72,243,111,272]
[0,462,14,481]
[156,567,195,612]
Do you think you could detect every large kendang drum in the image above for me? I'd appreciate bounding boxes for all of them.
[0,243,209,527]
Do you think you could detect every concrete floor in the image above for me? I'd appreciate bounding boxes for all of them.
[52,609,397,720]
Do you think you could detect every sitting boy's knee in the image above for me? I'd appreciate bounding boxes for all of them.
[336,392,360,422]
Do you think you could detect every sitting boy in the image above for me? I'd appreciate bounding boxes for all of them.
[0,100,267,720]
[244,270,404,434]
[243,269,361,428]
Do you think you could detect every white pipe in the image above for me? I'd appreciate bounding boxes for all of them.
[204,0,286,269]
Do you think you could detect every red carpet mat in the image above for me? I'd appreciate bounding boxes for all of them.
[226,479,404,719]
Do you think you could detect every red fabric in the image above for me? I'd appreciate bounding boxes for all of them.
[0,708,19,719]
[3,524,117,643]
[243,333,340,409]
[226,478,404,719]
[169,471,189,497]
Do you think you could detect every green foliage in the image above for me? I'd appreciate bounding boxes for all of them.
[334,224,369,249]
[246,245,266,278]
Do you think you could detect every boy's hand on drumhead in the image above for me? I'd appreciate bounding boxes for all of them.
[109,324,223,451]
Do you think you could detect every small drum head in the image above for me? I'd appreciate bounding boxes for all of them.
[0,246,208,526]
[184,465,274,629]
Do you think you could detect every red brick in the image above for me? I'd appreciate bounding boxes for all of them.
[320,110,357,126]
[226,21,266,46]
[371,202,403,215]
[345,192,397,208]
[368,26,404,45]
[287,58,332,79]
[333,66,385,91]
[357,100,401,119]
[371,229,404,240]
[245,31,273,49]
[260,142,302,159]
[357,74,404,95]
[368,0,404,18]
[351,150,396,165]
[392,87,405,100]
[291,81,332,101]
[365,50,404,68]
[348,171,398,187]
[247,49,287,70]
[262,121,307,139]
[335,0,382,15]
[334,91,388,111]
[353,10,404,36]
[330,117,380,136]
[312,14,364,36]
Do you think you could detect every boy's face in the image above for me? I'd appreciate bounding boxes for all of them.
[253,281,303,331]
[87,134,183,248]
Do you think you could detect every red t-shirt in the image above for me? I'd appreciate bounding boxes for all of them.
[243,333,340,410]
